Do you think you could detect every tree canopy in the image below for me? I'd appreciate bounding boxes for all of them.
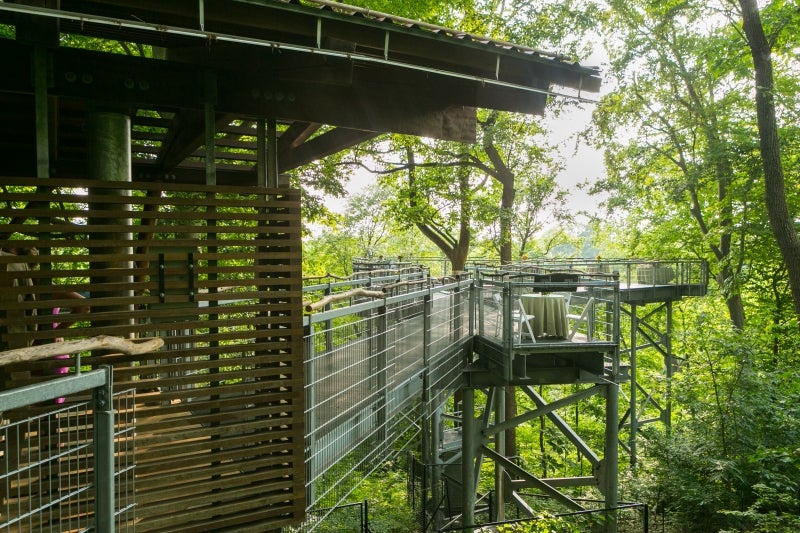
[301,1,800,530]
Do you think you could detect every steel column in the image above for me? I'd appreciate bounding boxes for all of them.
[604,382,619,533]
[629,303,638,468]
[204,70,217,186]
[665,301,673,434]
[461,387,476,530]
[267,118,278,187]
[93,366,115,533]
[494,386,505,522]
[86,109,133,325]
[33,46,49,178]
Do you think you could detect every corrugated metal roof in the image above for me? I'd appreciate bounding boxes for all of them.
[297,0,575,61]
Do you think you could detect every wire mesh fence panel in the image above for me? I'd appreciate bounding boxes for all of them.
[303,280,471,529]
[0,375,134,532]
[1,403,93,533]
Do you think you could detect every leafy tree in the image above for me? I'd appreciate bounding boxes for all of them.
[631,321,800,532]
[478,111,563,264]
[592,0,779,329]
[737,0,800,327]
[303,228,360,277]
[375,136,487,272]
[342,186,393,258]
[509,165,569,258]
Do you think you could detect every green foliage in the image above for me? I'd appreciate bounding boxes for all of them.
[495,510,599,532]
[346,463,419,533]
[589,0,800,329]
[60,34,151,56]
[288,150,354,229]
[299,465,417,533]
[303,228,360,277]
[302,181,443,277]
[628,320,800,532]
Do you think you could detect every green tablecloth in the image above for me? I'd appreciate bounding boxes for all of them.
[521,294,568,338]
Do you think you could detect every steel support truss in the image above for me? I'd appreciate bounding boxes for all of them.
[620,301,684,467]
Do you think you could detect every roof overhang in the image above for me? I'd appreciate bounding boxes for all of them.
[0,0,601,184]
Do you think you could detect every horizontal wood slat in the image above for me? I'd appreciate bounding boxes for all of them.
[0,177,305,531]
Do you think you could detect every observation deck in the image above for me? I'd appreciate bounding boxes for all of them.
[469,259,706,386]
[301,258,707,528]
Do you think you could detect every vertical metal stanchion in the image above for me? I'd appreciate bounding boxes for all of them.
[604,380,619,533]
[324,282,333,352]
[376,300,388,443]
[665,301,673,435]
[494,387,505,522]
[93,365,115,533]
[305,323,316,506]
[605,282,621,533]
[461,387,475,530]
[629,302,638,468]
[468,278,476,338]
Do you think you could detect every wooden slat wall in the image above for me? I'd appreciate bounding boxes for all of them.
[0,177,305,532]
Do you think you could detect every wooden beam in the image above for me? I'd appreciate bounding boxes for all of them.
[277,127,379,173]
[278,122,323,153]
[157,110,234,173]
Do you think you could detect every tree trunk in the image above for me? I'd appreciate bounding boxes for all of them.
[481,113,516,265]
[404,146,471,273]
[739,0,800,325]
[715,267,746,330]
[499,178,515,265]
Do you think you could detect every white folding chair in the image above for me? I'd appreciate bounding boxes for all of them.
[514,298,536,343]
[567,297,595,340]
[492,292,503,336]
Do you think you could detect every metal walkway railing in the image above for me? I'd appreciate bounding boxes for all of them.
[303,275,472,516]
[300,259,708,529]
[0,366,135,532]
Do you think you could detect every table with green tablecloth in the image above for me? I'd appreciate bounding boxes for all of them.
[520,294,568,338]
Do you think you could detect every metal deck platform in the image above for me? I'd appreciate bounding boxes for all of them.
[301,258,708,530]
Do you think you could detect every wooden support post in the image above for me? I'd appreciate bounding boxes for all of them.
[87,109,133,327]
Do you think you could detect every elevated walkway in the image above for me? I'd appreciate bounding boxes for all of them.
[301,259,707,531]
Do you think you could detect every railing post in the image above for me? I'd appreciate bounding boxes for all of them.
[376,300,388,442]
[604,381,619,533]
[471,277,479,338]
[305,322,317,506]
[324,281,333,351]
[93,365,115,533]
[502,283,513,381]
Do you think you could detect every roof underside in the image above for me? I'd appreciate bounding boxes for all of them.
[0,0,601,185]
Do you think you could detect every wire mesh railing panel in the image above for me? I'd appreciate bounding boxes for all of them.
[389,298,425,387]
[482,258,708,295]
[0,372,133,533]
[476,276,620,346]
[299,501,369,533]
[1,403,93,533]
[299,405,423,531]
[305,315,392,439]
[304,281,470,518]
[428,289,468,360]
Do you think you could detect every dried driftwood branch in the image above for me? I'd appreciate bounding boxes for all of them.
[0,335,164,366]
[304,287,385,312]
